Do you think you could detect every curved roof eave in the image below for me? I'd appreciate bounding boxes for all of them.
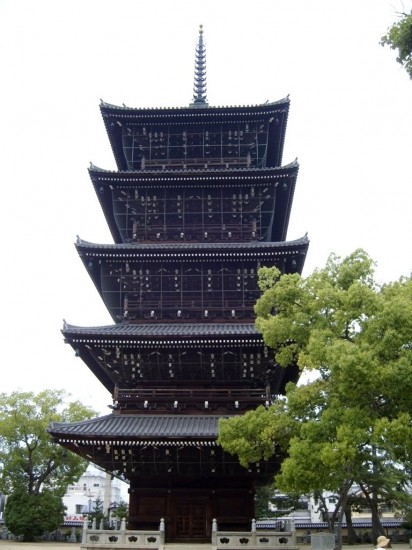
[99,96,290,114]
[49,413,227,440]
[62,321,262,338]
[75,234,309,253]
[88,160,299,180]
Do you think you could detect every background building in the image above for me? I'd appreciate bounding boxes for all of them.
[63,465,126,528]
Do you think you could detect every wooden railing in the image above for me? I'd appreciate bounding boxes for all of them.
[114,387,270,404]
[142,157,250,170]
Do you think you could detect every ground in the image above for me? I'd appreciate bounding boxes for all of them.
[0,543,410,550]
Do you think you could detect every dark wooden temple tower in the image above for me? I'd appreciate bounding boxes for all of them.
[50,27,308,542]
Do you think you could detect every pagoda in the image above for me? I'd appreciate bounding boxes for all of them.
[49,26,309,543]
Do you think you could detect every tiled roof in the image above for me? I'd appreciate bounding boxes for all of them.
[257,520,403,529]
[49,414,225,440]
[75,235,309,253]
[100,97,289,114]
[88,159,299,178]
[62,322,261,338]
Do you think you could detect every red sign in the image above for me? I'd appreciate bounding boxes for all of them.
[64,514,85,522]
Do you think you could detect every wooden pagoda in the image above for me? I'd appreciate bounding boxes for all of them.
[49,27,309,543]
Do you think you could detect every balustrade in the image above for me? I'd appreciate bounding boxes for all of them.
[80,517,298,549]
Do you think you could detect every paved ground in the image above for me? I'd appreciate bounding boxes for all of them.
[0,543,410,550]
[0,544,78,550]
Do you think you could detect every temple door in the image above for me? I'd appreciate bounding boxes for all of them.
[175,498,208,540]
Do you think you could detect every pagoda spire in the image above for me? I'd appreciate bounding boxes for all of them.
[191,25,208,107]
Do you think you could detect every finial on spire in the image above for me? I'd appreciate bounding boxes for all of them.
[190,25,208,107]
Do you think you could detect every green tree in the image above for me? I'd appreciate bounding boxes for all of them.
[113,499,129,521]
[254,484,276,519]
[381,11,412,78]
[88,496,109,528]
[257,487,300,520]
[111,499,129,528]
[219,250,412,548]
[0,389,96,495]
[4,489,66,541]
[0,389,96,539]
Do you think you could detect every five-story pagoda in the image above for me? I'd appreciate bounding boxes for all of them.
[49,27,309,542]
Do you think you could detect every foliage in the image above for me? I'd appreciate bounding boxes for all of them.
[257,486,303,519]
[112,499,129,521]
[88,496,109,528]
[219,250,412,547]
[219,405,288,467]
[400,508,412,532]
[0,389,96,496]
[381,11,412,78]
[4,488,66,541]
[254,484,276,519]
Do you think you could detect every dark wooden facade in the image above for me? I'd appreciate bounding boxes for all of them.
[49,32,308,543]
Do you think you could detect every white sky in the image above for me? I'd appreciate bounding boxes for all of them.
[0,0,411,415]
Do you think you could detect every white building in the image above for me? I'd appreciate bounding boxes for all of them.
[263,489,402,541]
[63,465,128,526]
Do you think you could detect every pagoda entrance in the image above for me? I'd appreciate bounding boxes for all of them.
[175,498,208,540]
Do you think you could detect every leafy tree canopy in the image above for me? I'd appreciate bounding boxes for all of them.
[0,389,96,496]
[219,250,412,545]
[381,10,412,78]
[4,489,66,541]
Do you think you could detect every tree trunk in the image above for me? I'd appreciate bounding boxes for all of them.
[344,504,358,545]
[359,482,384,545]
[370,491,384,545]
[319,481,352,550]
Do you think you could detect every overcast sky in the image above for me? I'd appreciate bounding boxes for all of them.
[0,0,411,415]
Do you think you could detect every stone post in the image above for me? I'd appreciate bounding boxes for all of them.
[120,517,126,543]
[159,517,165,545]
[69,526,77,543]
[286,517,296,545]
[251,519,256,545]
[212,518,218,547]
[82,517,88,544]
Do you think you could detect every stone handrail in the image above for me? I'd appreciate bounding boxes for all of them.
[80,516,297,549]
[81,517,165,549]
[211,518,298,550]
